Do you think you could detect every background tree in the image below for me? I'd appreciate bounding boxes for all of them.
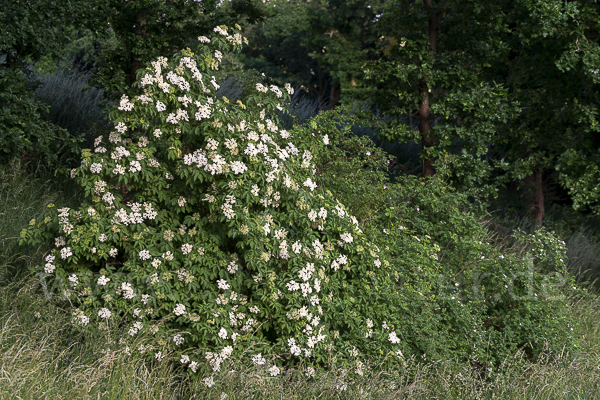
[241,0,385,108]
[363,0,516,198]
[0,0,86,167]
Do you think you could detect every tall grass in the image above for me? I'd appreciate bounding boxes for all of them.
[33,68,108,145]
[2,281,600,399]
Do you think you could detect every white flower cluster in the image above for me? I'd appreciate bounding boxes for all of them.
[181,243,193,255]
[166,108,189,124]
[330,254,348,271]
[388,331,401,344]
[252,353,266,365]
[57,207,73,235]
[156,101,167,112]
[174,334,184,345]
[221,195,236,219]
[97,275,110,286]
[60,247,73,259]
[90,163,102,174]
[115,122,127,133]
[44,254,56,274]
[129,321,143,336]
[217,279,230,290]
[98,308,111,319]
[173,303,186,316]
[118,94,134,111]
[111,146,130,161]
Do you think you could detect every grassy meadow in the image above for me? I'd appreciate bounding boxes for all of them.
[2,163,600,400]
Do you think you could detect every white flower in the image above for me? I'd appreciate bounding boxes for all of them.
[60,247,73,259]
[129,160,141,173]
[286,280,300,291]
[121,282,136,299]
[115,122,127,133]
[98,233,108,243]
[94,181,107,194]
[181,243,193,255]
[178,196,187,207]
[181,354,190,364]
[94,135,103,147]
[340,233,354,243]
[303,178,317,191]
[217,279,230,290]
[252,353,266,365]
[173,303,186,316]
[318,207,327,220]
[310,295,319,306]
[137,94,153,104]
[305,367,315,378]
[268,365,280,376]
[227,260,238,274]
[103,192,115,205]
[388,331,401,344]
[68,274,78,285]
[269,85,282,98]
[198,36,211,43]
[109,248,118,257]
[284,83,294,95]
[214,26,228,35]
[174,334,184,346]
[256,83,268,93]
[156,101,166,112]
[230,161,248,174]
[139,250,151,260]
[203,375,214,386]
[90,163,102,173]
[54,237,65,247]
[218,327,228,339]
[249,305,260,314]
[98,308,112,319]
[323,134,329,145]
[118,94,134,111]
[44,262,55,274]
[292,241,302,253]
[97,275,110,286]
[189,361,199,373]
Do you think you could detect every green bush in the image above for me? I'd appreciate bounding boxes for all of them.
[20,26,414,380]
[312,117,580,368]
[20,25,580,386]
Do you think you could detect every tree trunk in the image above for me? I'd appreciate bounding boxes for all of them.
[419,77,435,177]
[533,168,545,225]
[128,10,147,86]
[328,83,341,110]
[418,0,450,178]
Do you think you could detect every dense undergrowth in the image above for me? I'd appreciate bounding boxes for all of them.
[2,161,600,399]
